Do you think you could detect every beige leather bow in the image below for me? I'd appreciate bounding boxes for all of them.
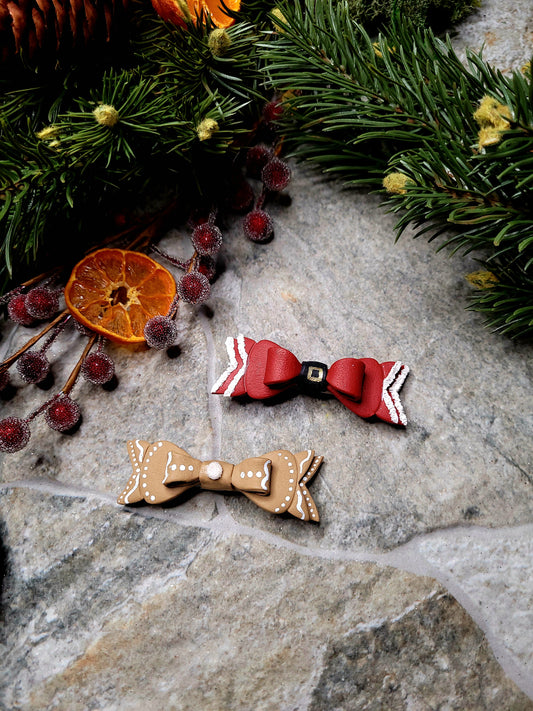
[118,440,323,521]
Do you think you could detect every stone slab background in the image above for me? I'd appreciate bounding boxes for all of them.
[1,0,532,708]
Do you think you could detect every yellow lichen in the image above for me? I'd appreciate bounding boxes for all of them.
[36,125,60,140]
[383,172,413,195]
[196,118,219,141]
[271,7,287,32]
[465,270,499,289]
[473,95,512,130]
[477,127,503,148]
[208,28,231,56]
[474,96,512,150]
[93,104,120,127]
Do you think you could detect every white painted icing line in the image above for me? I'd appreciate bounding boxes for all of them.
[299,450,313,476]
[261,460,271,491]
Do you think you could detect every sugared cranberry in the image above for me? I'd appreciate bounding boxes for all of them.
[8,294,34,326]
[81,352,115,384]
[25,287,59,320]
[16,351,50,384]
[177,272,211,304]
[243,210,274,243]
[191,223,223,256]
[45,395,81,432]
[0,417,31,453]
[144,316,178,350]
[262,158,291,192]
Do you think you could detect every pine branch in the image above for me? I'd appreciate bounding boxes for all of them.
[259,0,533,338]
[0,5,273,288]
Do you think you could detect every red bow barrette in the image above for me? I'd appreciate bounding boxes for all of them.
[212,335,409,426]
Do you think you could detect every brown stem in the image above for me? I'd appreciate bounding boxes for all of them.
[61,333,97,395]
[21,269,60,289]
[186,251,199,273]
[0,311,69,372]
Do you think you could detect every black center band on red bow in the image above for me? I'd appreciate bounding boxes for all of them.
[298,361,329,393]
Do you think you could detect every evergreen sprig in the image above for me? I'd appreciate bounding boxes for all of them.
[0,3,271,290]
[259,0,533,338]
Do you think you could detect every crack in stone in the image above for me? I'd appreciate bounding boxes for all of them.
[198,309,222,462]
[484,440,533,487]
[2,477,533,700]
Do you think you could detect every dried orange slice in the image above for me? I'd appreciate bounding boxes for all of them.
[65,249,176,345]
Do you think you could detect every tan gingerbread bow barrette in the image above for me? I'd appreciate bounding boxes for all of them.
[118,440,323,522]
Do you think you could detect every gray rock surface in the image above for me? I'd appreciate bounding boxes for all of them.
[1,0,532,707]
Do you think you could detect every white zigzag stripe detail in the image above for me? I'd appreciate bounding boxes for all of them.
[226,334,248,397]
[211,334,249,397]
[382,362,409,426]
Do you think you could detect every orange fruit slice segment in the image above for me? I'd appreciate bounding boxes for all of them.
[204,0,240,28]
[65,249,176,345]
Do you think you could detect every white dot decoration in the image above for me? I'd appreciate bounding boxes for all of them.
[240,471,245,478]
[281,502,286,507]
[180,465,186,471]
[275,507,280,512]
[142,474,147,478]
[247,470,253,478]
[206,461,223,480]
[142,483,147,488]
[289,487,293,492]
[188,465,194,471]
[151,495,156,501]
[255,471,262,478]
[285,496,291,501]
[171,464,177,471]
[289,479,294,483]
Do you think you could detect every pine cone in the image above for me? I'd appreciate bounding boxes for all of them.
[0,0,130,64]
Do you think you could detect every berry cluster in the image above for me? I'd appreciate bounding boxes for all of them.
[237,100,292,244]
[0,294,118,452]
[147,211,222,349]
[7,285,60,326]
[0,106,292,454]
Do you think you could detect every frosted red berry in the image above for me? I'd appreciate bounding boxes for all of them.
[144,316,178,350]
[197,256,217,282]
[191,223,223,256]
[45,395,81,432]
[246,144,274,178]
[261,158,291,192]
[177,272,211,304]
[243,209,273,243]
[81,352,115,384]
[16,351,50,383]
[8,294,34,326]
[0,417,31,453]
[263,100,283,123]
[25,287,60,320]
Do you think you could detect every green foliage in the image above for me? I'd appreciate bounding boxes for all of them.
[258,0,533,338]
[0,3,270,289]
[344,0,479,30]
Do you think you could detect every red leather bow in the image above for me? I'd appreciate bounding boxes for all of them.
[212,335,409,426]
